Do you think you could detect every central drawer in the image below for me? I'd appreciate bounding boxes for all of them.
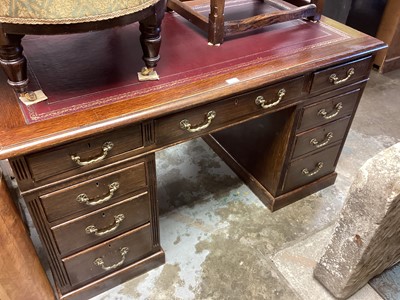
[156,76,305,146]
[51,193,151,256]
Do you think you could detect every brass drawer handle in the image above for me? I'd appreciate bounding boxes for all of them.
[310,132,333,148]
[93,247,129,271]
[180,110,216,133]
[302,162,324,177]
[329,67,355,85]
[76,182,120,206]
[318,102,343,120]
[71,141,114,166]
[85,214,125,236]
[255,88,286,109]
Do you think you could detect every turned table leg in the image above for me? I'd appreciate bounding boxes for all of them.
[0,29,28,93]
[208,0,225,45]
[0,169,54,300]
[139,1,166,70]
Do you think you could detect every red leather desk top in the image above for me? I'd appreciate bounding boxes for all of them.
[0,0,385,159]
[19,0,350,123]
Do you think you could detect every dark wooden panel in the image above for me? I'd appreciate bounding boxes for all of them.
[374,0,400,73]
[346,0,387,37]
[147,157,161,248]
[28,198,71,290]
[310,56,372,94]
[292,116,351,158]
[25,124,143,183]
[63,223,154,287]
[52,193,151,256]
[323,0,352,23]
[156,76,305,146]
[282,143,342,192]
[298,89,361,131]
[40,161,147,223]
[209,107,297,196]
[0,170,54,300]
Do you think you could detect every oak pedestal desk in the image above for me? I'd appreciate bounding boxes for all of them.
[0,8,385,300]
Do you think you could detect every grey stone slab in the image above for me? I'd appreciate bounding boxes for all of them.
[314,143,400,299]
[272,226,382,300]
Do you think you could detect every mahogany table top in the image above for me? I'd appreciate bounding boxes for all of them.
[0,0,385,159]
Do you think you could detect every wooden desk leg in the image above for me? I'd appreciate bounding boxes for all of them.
[0,29,28,93]
[139,0,166,69]
[208,0,225,45]
[0,170,54,300]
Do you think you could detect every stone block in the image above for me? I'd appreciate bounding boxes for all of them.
[313,143,400,299]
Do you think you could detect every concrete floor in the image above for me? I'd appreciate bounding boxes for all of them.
[86,68,400,300]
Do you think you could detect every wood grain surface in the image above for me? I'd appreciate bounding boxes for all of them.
[0,169,54,300]
[0,6,385,160]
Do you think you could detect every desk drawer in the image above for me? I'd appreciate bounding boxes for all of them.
[63,223,153,287]
[51,193,150,256]
[156,77,304,145]
[310,56,372,94]
[292,116,351,159]
[40,161,147,223]
[25,124,143,183]
[283,143,341,193]
[298,89,360,131]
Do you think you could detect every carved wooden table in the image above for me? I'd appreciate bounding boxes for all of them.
[0,4,385,299]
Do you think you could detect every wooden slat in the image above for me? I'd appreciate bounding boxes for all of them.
[167,0,208,32]
[224,4,316,34]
